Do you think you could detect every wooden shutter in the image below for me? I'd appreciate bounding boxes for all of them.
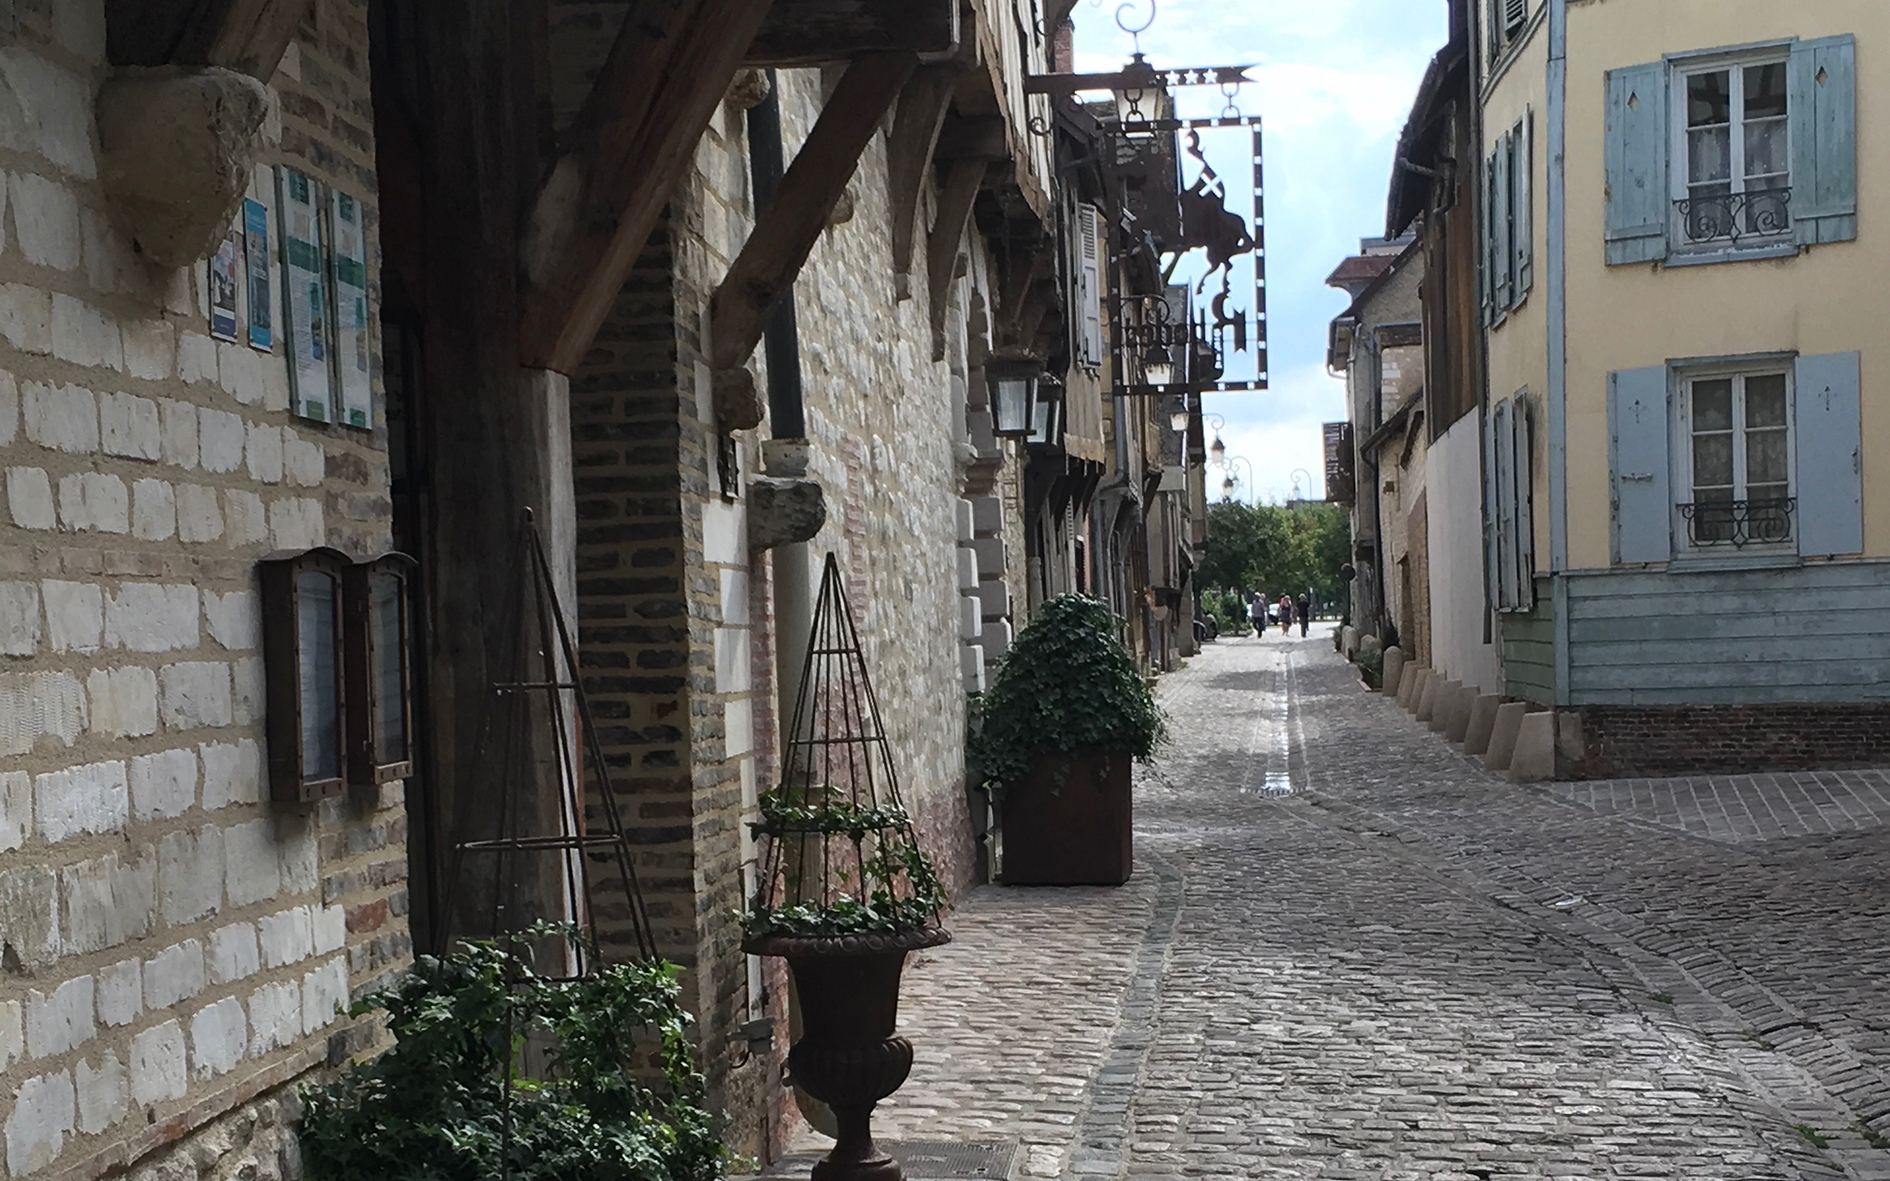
[1514,112,1534,299]
[1491,398,1516,607]
[1503,0,1528,38]
[1604,61,1668,265]
[1077,204,1104,367]
[1511,395,1536,610]
[1483,150,1499,323]
[1789,35,1858,246]
[1794,351,1863,556]
[1492,133,1513,311]
[1609,366,1672,564]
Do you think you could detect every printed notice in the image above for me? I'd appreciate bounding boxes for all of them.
[278,167,333,424]
[329,189,372,430]
[244,197,272,351]
[209,233,239,342]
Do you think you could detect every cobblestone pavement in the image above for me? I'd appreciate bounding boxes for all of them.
[781,633,1890,1180]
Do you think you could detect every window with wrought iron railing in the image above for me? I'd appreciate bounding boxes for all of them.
[1680,371,1793,549]
[1672,55,1792,249]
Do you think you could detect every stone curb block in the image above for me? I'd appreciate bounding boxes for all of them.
[1381,646,1404,696]
[1508,711,1557,783]
[1444,684,1475,744]
[1464,694,1502,756]
[1484,701,1528,771]
[1429,680,1462,734]
[1415,671,1440,723]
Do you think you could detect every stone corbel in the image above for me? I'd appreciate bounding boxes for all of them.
[713,367,767,431]
[750,439,826,549]
[97,67,271,268]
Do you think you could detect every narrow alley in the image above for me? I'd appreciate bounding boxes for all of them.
[807,633,1890,1181]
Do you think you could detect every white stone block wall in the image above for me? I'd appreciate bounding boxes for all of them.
[0,5,408,1179]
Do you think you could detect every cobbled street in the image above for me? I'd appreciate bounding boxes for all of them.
[791,631,1890,1181]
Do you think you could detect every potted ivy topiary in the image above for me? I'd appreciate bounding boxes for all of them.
[744,554,950,1181]
[971,594,1165,886]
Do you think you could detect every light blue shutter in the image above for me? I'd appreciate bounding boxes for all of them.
[1490,398,1515,606]
[1794,351,1862,556]
[1604,61,1668,265]
[1515,113,1534,299]
[1484,401,1502,608]
[1493,134,1513,310]
[1483,151,1499,323]
[1513,395,1536,609]
[1789,35,1857,246]
[1610,366,1671,564]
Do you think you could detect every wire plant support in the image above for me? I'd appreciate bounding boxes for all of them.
[449,507,658,975]
[747,552,946,945]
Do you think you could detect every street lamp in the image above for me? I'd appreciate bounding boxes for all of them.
[1203,413,1226,462]
[1166,395,1190,434]
[985,356,1040,438]
[1112,52,1162,129]
[1217,454,1255,503]
[1290,467,1314,499]
[1144,342,1176,387]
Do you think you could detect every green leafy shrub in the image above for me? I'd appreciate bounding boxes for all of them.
[301,926,725,1181]
[743,788,946,940]
[1356,643,1384,689]
[969,594,1166,792]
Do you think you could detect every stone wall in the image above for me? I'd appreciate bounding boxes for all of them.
[0,2,406,1177]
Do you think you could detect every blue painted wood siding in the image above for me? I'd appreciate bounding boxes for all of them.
[1500,577,1555,704]
[1563,562,1890,704]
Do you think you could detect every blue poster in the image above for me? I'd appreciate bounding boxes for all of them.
[244,198,272,351]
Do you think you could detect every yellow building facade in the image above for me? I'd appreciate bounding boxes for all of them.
[1478,0,1887,773]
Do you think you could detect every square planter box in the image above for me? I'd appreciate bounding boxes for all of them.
[998,749,1133,886]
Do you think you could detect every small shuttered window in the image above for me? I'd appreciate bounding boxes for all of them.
[1075,204,1105,367]
[1485,394,1536,611]
[1483,113,1533,324]
[1605,36,1855,265]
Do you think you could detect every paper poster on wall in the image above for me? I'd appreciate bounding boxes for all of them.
[209,233,239,342]
[244,197,273,351]
[278,167,333,424]
[328,189,372,430]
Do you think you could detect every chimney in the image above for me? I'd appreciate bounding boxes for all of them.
[1053,18,1075,73]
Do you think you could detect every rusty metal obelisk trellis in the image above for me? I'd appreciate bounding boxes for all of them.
[448,508,657,973]
[746,552,949,1181]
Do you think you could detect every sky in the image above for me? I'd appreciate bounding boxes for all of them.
[1070,0,1449,504]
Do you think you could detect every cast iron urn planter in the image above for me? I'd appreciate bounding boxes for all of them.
[746,554,952,1181]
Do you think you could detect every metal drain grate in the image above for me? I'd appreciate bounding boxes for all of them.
[881,1140,1020,1179]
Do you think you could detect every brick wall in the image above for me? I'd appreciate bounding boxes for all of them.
[0,3,407,1177]
[1569,704,1890,779]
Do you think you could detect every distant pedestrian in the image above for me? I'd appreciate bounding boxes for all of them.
[1278,594,1293,635]
[1297,593,1311,637]
[1248,592,1265,636]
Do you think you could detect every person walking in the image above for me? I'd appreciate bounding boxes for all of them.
[1297,593,1312,637]
[1278,594,1293,636]
[1248,591,1265,637]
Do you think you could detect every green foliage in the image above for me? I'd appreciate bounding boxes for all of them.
[301,926,725,1181]
[1356,644,1384,689]
[1199,588,1251,634]
[743,810,946,941]
[750,789,910,839]
[1198,499,1352,609]
[969,594,1166,792]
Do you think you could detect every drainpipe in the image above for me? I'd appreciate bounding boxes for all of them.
[747,72,834,1146]
[1546,0,1571,705]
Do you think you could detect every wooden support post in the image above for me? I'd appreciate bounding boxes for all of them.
[709,52,918,371]
[886,64,960,300]
[105,0,314,78]
[518,0,777,375]
[926,159,988,356]
[747,0,958,66]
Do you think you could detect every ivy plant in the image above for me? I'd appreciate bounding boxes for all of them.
[742,788,947,942]
[969,594,1166,793]
[301,925,726,1181]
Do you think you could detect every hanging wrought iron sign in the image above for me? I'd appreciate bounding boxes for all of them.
[1024,0,1266,397]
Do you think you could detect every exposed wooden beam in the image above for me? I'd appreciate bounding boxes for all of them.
[999,247,1054,335]
[935,115,1010,162]
[518,0,776,375]
[1046,0,1081,30]
[746,0,958,67]
[709,52,919,372]
[105,0,313,78]
[886,64,960,300]
[926,158,988,354]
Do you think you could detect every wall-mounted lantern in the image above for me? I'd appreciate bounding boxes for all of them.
[1112,52,1163,129]
[345,553,417,786]
[1144,342,1176,387]
[1167,396,1191,434]
[260,547,352,803]
[1028,381,1065,447]
[987,356,1042,438]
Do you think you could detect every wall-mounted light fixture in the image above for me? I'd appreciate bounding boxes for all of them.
[986,356,1042,438]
